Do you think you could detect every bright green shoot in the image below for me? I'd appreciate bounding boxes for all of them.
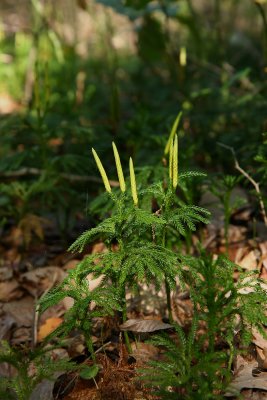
[164,111,182,156]
[92,148,111,193]
[112,141,126,192]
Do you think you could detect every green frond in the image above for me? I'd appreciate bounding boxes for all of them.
[164,111,182,155]
[68,217,116,253]
[169,205,210,235]
[38,284,67,313]
[117,243,178,287]
[179,171,207,180]
[133,208,166,226]
[139,181,165,203]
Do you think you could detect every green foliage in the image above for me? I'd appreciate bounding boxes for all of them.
[39,269,121,361]
[182,251,267,349]
[140,316,227,399]
[36,136,267,398]
[140,251,267,398]
[0,341,76,400]
[210,174,246,252]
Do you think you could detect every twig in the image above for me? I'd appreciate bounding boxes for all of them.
[95,341,112,355]
[32,272,59,348]
[0,167,119,187]
[217,142,267,227]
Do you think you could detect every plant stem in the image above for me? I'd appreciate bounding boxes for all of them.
[121,285,132,354]
[84,330,96,363]
[165,279,173,324]
[162,226,174,323]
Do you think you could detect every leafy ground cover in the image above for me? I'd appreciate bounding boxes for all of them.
[1,0,267,399]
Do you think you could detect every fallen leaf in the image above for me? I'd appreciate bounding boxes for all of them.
[38,317,63,342]
[252,329,267,350]
[0,280,23,301]
[86,273,104,292]
[3,296,34,327]
[91,242,108,254]
[238,250,259,271]
[0,267,13,281]
[0,314,16,340]
[132,342,160,364]
[63,259,80,271]
[11,327,32,344]
[225,356,267,396]
[20,266,66,297]
[120,319,172,333]
[29,374,62,400]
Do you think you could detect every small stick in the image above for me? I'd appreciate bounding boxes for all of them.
[0,167,119,187]
[217,142,267,227]
[32,272,58,347]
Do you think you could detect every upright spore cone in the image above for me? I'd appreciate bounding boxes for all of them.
[112,142,126,192]
[129,157,138,206]
[172,134,178,189]
[92,148,111,193]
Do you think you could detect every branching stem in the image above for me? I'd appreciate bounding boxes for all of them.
[218,142,267,227]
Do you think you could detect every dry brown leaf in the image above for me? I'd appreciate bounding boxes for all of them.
[3,296,34,327]
[120,319,172,333]
[91,241,108,254]
[29,379,56,400]
[11,327,32,344]
[238,250,259,271]
[225,356,267,396]
[132,342,160,364]
[37,317,63,342]
[86,273,104,292]
[252,329,267,369]
[241,389,267,400]
[0,266,13,281]
[20,266,66,297]
[0,280,24,301]
[0,314,16,340]
[63,259,80,271]
[252,329,267,350]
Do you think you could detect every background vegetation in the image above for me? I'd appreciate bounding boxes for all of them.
[1,0,267,234]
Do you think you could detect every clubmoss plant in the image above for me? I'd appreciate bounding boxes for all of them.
[140,250,267,398]
[69,128,209,332]
[39,116,210,370]
[210,174,245,253]
[39,269,121,362]
[140,315,227,400]
[0,341,76,400]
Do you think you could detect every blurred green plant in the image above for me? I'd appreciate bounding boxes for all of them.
[0,341,76,400]
[210,174,245,253]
